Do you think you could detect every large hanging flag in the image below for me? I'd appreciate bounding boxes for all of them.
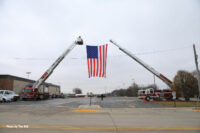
[86,44,108,78]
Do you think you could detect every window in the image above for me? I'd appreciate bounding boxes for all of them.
[23,89,33,92]
[5,91,10,95]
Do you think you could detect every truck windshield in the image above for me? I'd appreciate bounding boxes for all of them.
[23,89,33,92]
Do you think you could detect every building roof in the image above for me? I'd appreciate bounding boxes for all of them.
[0,75,60,88]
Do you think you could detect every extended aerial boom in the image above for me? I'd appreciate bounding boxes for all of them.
[32,36,83,88]
[110,40,172,88]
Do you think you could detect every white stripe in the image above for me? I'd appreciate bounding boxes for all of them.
[95,59,97,77]
[104,44,107,77]
[97,46,99,77]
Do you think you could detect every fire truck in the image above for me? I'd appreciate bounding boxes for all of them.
[20,37,83,100]
[110,40,173,101]
[138,88,173,101]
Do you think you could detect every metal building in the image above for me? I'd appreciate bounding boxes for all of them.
[0,75,60,95]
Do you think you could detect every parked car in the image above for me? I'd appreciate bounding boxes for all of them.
[0,90,19,102]
[66,93,75,98]
[0,95,3,102]
[51,94,58,98]
[0,90,13,102]
[59,93,65,98]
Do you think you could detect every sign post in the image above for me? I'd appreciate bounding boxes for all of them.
[172,91,176,107]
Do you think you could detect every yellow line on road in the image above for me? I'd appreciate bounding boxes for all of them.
[77,104,101,109]
[73,110,99,112]
[129,105,135,108]
[194,109,200,112]
[0,125,200,131]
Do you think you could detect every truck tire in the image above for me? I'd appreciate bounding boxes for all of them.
[145,96,151,101]
[166,95,173,101]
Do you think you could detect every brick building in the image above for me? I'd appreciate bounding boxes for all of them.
[0,75,60,95]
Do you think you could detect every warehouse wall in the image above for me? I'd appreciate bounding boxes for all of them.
[48,86,60,95]
[14,80,60,95]
[13,80,31,94]
[0,75,60,95]
[0,78,13,91]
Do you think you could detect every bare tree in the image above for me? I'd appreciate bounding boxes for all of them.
[72,88,82,94]
[142,84,158,90]
[111,83,140,97]
[173,70,198,100]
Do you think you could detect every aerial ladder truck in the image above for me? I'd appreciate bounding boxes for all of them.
[110,40,173,101]
[20,37,83,100]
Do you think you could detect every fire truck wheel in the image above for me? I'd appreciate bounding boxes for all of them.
[145,96,151,101]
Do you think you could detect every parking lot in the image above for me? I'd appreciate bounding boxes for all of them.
[0,96,166,108]
[0,97,200,133]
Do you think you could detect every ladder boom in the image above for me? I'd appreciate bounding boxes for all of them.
[110,40,172,88]
[32,36,83,88]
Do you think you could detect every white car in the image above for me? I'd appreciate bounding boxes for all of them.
[9,90,20,101]
[0,90,19,102]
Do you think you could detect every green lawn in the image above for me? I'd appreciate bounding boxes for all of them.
[154,101,199,107]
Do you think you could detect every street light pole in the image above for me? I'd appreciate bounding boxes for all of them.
[26,72,31,79]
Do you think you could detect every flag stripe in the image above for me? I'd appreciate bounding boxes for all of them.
[101,45,104,77]
[87,59,90,78]
[99,46,102,77]
[102,45,105,77]
[93,58,95,77]
[96,59,99,76]
[105,44,108,77]
[90,59,92,77]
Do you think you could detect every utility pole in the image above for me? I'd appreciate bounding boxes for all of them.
[193,44,200,108]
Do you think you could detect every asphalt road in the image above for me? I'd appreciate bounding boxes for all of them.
[0,97,165,108]
[0,97,199,133]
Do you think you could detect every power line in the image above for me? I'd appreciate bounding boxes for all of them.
[5,45,192,61]
[134,45,192,55]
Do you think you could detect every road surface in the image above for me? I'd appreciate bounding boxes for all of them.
[0,97,199,133]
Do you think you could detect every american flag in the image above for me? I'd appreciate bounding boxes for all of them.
[86,44,108,78]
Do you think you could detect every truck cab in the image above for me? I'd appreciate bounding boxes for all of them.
[20,88,38,100]
[20,86,49,100]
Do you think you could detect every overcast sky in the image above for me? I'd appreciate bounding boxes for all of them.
[0,0,200,94]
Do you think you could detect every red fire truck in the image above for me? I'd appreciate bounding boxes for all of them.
[110,40,174,101]
[20,37,83,100]
[138,88,173,101]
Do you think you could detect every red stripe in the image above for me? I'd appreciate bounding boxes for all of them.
[102,45,105,77]
[160,74,173,84]
[90,59,92,77]
[87,59,90,78]
[105,44,108,77]
[93,58,95,77]
[96,59,99,76]
[41,72,48,79]
[99,46,102,77]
